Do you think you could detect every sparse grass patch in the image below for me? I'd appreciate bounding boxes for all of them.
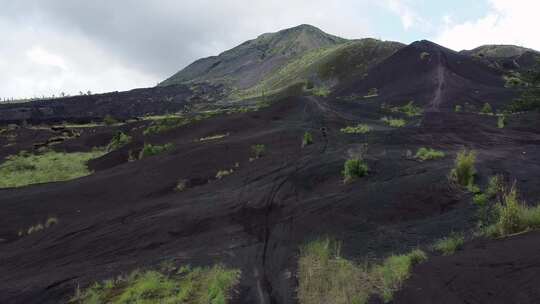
[107,132,132,152]
[454,105,462,112]
[302,132,313,147]
[342,158,368,183]
[138,143,174,159]
[481,103,493,114]
[414,147,445,161]
[497,115,506,129]
[175,179,188,192]
[364,88,378,98]
[450,150,476,188]
[484,186,540,237]
[199,133,229,142]
[312,86,331,97]
[391,101,423,117]
[19,217,58,237]
[433,233,464,255]
[251,144,266,159]
[340,124,371,134]
[297,238,427,304]
[381,116,406,128]
[0,150,105,188]
[216,169,234,179]
[70,264,240,304]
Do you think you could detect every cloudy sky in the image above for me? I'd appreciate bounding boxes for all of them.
[0,0,538,99]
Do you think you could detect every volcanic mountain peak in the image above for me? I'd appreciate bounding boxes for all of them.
[159,24,347,89]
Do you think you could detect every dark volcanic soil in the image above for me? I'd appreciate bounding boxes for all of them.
[1,41,540,304]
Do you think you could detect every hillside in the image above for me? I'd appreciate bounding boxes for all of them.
[461,44,538,58]
[3,25,540,304]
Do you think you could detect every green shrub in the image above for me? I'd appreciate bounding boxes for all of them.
[340,124,371,134]
[312,86,331,97]
[455,105,462,112]
[485,186,540,237]
[381,117,406,128]
[302,132,313,147]
[486,175,504,199]
[0,150,105,188]
[373,249,427,302]
[71,264,240,304]
[103,115,118,126]
[391,101,423,117]
[138,143,174,159]
[342,158,368,183]
[251,144,266,159]
[414,147,445,161]
[107,132,132,152]
[433,233,464,255]
[450,150,476,188]
[297,238,427,304]
[481,103,493,114]
[497,115,506,128]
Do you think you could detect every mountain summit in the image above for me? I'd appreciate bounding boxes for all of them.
[159,24,346,89]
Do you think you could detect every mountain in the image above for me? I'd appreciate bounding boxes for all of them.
[335,40,513,111]
[461,44,538,58]
[159,24,347,89]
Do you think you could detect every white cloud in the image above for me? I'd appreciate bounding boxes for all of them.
[382,0,424,30]
[435,0,540,51]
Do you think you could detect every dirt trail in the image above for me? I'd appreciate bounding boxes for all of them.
[428,53,445,112]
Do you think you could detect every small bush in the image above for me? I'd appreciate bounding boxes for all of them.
[433,233,464,255]
[450,150,476,188]
[481,103,493,114]
[251,144,266,159]
[138,143,174,159]
[302,132,313,147]
[312,86,331,97]
[486,175,504,199]
[103,115,118,126]
[342,158,368,183]
[485,186,540,237]
[455,105,462,112]
[414,147,445,161]
[340,124,371,134]
[373,249,427,302]
[106,132,132,152]
[381,117,406,128]
[497,115,506,128]
[391,101,423,117]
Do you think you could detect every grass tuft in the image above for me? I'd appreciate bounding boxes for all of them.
[485,186,540,237]
[342,158,368,183]
[302,132,313,147]
[450,150,476,188]
[340,124,371,134]
[414,147,445,161]
[138,143,174,159]
[107,132,132,152]
[433,233,464,255]
[381,117,406,128]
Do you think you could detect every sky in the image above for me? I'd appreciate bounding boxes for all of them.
[0,0,538,99]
